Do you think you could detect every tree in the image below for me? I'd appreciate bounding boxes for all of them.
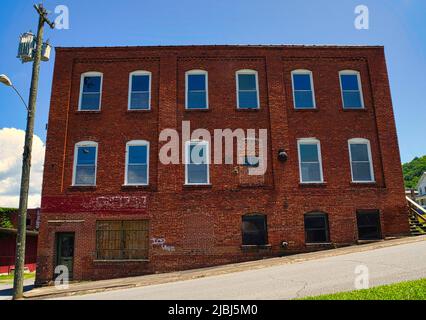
[403,156,426,189]
[0,208,16,229]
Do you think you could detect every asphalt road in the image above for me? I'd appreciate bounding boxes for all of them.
[57,240,426,300]
[0,280,34,301]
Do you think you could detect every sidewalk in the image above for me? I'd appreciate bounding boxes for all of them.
[25,235,426,300]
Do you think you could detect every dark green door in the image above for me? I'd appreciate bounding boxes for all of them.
[55,233,75,280]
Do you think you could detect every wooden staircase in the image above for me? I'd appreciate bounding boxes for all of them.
[407,197,426,236]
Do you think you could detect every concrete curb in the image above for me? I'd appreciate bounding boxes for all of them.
[25,235,426,300]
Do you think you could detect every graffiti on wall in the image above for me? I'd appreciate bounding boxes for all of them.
[151,238,176,252]
[42,195,149,214]
[81,196,148,210]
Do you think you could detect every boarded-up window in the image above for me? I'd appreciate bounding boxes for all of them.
[242,215,268,246]
[238,138,265,186]
[304,213,329,243]
[357,211,382,240]
[96,220,149,260]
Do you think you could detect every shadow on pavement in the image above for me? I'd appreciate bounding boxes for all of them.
[0,284,35,298]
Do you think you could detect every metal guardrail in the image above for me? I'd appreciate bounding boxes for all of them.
[406,196,426,224]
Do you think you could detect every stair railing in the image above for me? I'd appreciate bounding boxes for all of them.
[406,196,426,224]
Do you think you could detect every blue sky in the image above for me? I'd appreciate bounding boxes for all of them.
[0,0,425,163]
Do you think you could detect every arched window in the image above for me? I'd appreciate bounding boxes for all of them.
[348,138,375,183]
[291,69,316,109]
[304,212,330,244]
[128,71,151,110]
[185,140,210,185]
[79,72,103,111]
[242,214,268,246]
[73,141,98,186]
[125,140,150,186]
[339,70,364,109]
[297,138,324,183]
[236,69,260,109]
[185,70,208,110]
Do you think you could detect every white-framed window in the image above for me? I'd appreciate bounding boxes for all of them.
[73,141,98,186]
[339,70,365,109]
[185,70,208,110]
[185,140,210,185]
[128,71,151,110]
[348,138,375,183]
[297,138,324,183]
[291,70,316,109]
[79,72,103,111]
[125,140,150,186]
[236,69,260,109]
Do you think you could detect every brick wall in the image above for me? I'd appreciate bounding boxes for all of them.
[36,45,409,285]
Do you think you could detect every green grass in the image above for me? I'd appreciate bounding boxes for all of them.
[304,278,426,300]
[0,273,35,284]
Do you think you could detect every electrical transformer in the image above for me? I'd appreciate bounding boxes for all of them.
[17,32,35,63]
[17,32,52,63]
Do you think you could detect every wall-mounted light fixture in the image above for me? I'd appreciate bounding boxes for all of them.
[278,149,288,162]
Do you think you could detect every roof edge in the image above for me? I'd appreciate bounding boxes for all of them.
[55,44,385,52]
[416,172,426,189]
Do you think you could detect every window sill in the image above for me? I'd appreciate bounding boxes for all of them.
[306,242,333,246]
[183,184,212,190]
[342,107,368,112]
[350,182,377,187]
[75,110,101,114]
[236,108,261,112]
[294,108,319,112]
[357,239,384,244]
[121,185,154,191]
[68,186,97,192]
[126,109,152,113]
[238,184,272,190]
[241,244,272,252]
[184,108,211,112]
[299,182,327,188]
[93,259,150,263]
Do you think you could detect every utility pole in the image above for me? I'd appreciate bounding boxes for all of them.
[13,3,54,300]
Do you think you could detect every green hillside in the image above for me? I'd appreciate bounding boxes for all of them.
[403,156,426,189]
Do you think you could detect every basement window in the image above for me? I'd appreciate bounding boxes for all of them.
[96,220,149,260]
[242,215,268,246]
[304,213,330,243]
[357,211,382,240]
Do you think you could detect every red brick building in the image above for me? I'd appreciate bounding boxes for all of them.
[36,45,409,285]
[0,208,40,274]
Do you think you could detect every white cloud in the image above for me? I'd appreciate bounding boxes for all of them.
[0,128,45,208]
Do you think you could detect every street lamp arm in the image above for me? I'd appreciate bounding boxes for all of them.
[11,85,29,111]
